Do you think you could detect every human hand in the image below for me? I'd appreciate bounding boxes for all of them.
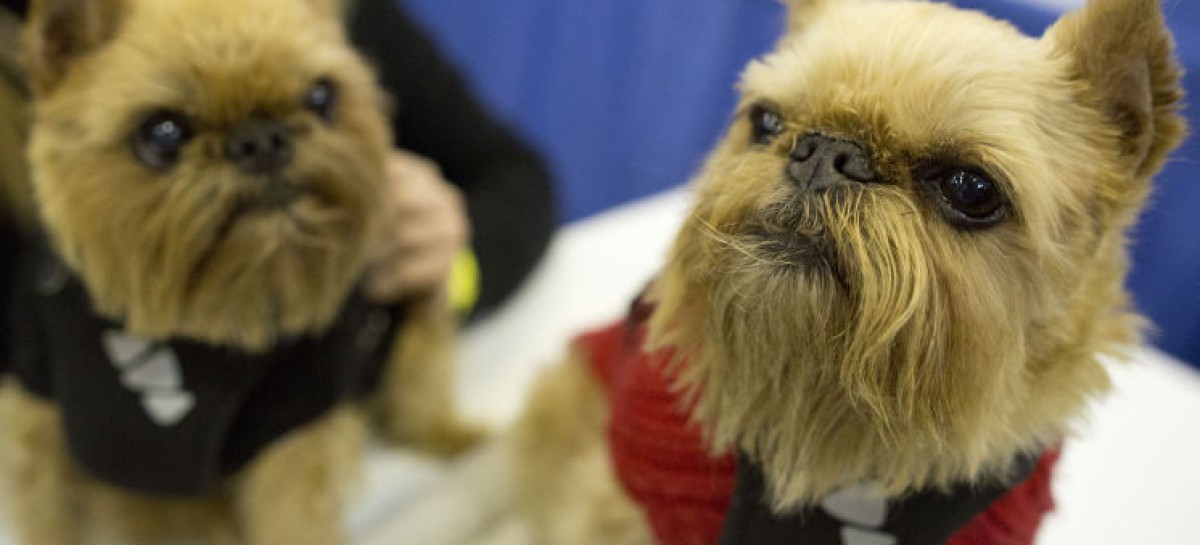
[365,150,470,302]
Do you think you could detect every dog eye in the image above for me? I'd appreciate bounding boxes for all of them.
[934,169,1007,228]
[749,105,785,145]
[303,78,338,122]
[131,110,195,171]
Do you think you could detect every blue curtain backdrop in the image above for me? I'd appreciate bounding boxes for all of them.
[397,0,1200,367]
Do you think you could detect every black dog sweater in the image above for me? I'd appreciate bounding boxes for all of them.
[5,238,402,497]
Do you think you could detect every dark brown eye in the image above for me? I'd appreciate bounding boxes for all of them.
[131,110,195,171]
[303,78,338,122]
[934,169,1007,229]
[750,105,785,145]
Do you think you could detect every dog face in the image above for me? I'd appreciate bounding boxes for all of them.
[23,0,391,351]
[650,0,1185,507]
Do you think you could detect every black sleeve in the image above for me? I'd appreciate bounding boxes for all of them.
[0,0,26,375]
[347,0,557,317]
[0,0,26,17]
[0,225,16,376]
[5,239,51,396]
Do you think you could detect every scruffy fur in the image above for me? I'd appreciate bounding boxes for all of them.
[513,0,1186,541]
[0,0,477,543]
[23,0,382,349]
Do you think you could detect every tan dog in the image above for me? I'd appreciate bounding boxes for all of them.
[0,0,476,543]
[511,0,1186,544]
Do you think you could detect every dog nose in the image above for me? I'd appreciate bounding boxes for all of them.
[787,133,876,189]
[225,121,293,175]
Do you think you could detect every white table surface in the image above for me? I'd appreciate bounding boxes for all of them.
[2,188,1199,545]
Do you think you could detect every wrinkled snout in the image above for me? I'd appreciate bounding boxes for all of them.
[787,133,877,191]
[225,120,294,176]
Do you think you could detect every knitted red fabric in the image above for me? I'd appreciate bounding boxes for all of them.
[579,317,736,545]
[576,308,1059,545]
[946,449,1061,545]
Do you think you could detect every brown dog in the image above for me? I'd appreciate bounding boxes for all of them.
[0,0,475,543]
[510,0,1186,544]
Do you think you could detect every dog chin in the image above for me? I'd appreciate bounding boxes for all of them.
[217,175,365,246]
[742,226,827,268]
[116,203,373,350]
[741,198,859,282]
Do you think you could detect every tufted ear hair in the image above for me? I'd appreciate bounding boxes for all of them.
[22,0,125,94]
[782,0,843,34]
[1044,0,1187,178]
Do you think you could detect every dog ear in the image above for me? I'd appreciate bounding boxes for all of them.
[1045,0,1186,178]
[22,0,125,94]
[782,0,841,34]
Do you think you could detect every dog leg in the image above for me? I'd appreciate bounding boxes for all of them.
[82,482,236,545]
[0,383,81,545]
[375,296,481,457]
[235,407,366,545]
[511,352,654,545]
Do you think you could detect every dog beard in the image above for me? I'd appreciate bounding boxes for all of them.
[648,169,1105,508]
[32,125,385,352]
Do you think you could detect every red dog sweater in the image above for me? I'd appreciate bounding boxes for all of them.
[576,298,1059,545]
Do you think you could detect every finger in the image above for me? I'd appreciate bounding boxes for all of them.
[388,152,443,192]
[365,247,457,301]
[389,202,470,245]
[384,218,465,255]
[390,179,464,219]
[391,148,441,175]
[394,250,458,292]
[387,156,459,197]
[370,204,469,267]
[372,221,450,264]
[368,225,460,282]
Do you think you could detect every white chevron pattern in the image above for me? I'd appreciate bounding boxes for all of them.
[821,484,897,545]
[102,330,195,427]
